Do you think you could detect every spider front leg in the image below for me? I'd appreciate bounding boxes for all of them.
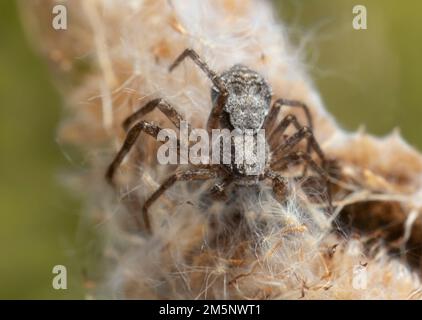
[142,168,219,233]
[122,98,189,131]
[105,120,180,185]
[169,48,225,93]
[169,48,228,133]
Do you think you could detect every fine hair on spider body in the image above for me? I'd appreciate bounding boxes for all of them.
[106,48,333,233]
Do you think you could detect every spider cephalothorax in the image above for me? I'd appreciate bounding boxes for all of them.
[212,64,272,131]
[106,48,332,233]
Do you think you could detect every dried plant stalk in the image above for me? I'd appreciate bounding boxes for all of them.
[20,0,422,299]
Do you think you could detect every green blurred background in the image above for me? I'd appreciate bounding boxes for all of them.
[0,1,85,298]
[0,0,421,299]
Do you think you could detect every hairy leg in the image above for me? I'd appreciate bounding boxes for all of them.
[169,48,225,92]
[106,120,179,185]
[264,99,314,173]
[271,125,325,169]
[263,98,313,134]
[142,168,219,233]
[122,98,189,131]
[168,48,228,132]
[270,122,326,179]
[267,114,302,147]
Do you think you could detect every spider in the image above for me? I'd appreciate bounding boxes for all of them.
[106,48,332,233]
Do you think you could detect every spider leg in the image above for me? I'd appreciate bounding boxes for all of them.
[263,169,288,202]
[264,99,313,174]
[105,120,179,185]
[267,114,302,147]
[168,48,228,133]
[169,48,225,92]
[122,98,189,132]
[267,114,318,176]
[272,151,333,214]
[142,168,219,233]
[263,98,313,134]
[271,126,326,170]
